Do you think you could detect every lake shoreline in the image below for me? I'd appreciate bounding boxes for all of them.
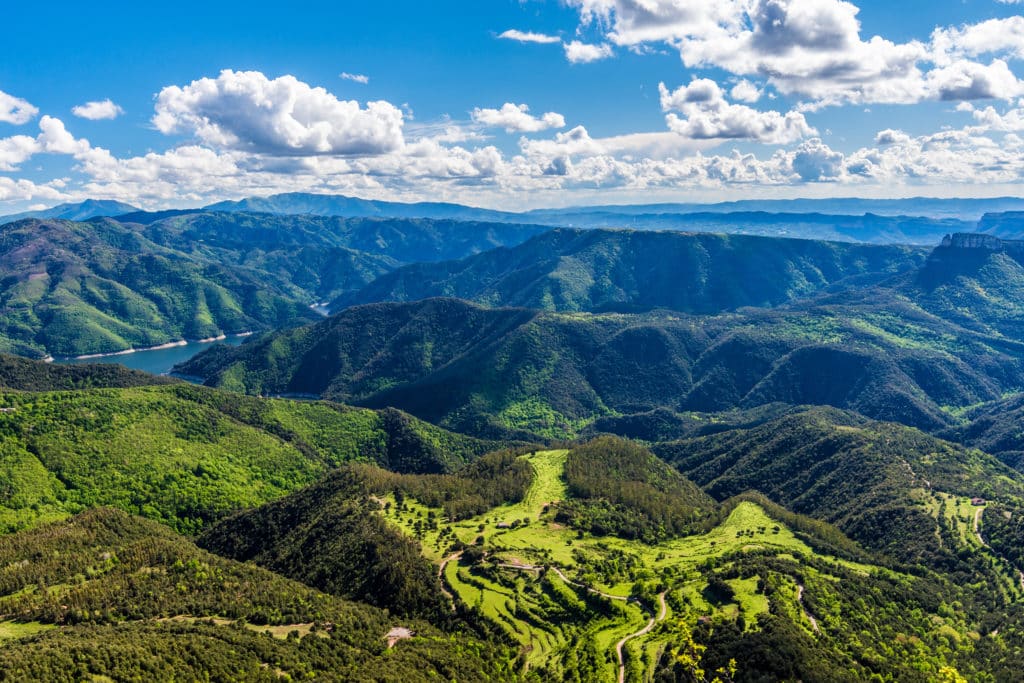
[48,332,253,362]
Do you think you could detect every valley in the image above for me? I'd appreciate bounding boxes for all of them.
[3,198,1024,681]
[9,0,1024,677]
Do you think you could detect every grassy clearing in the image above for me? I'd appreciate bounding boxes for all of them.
[0,621,55,640]
[377,449,878,679]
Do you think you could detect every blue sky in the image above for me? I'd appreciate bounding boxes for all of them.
[2,0,1024,212]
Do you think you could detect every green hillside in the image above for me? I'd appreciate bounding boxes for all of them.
[134,211,550,273]
[0,212,550,358]
[199,450,534,621]
[653,406,1024,565]
[0,352,178,391]
[199,438,1024,681]
[180,293,1024,438]
[336,228,926,314]
[0,508,520,682]
[0,382,498,534]
[0,218,319,357]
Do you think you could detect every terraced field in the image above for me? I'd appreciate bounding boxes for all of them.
[379,450,880,680]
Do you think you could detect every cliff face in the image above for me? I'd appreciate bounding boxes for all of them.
[977,211,1024,239]
[938,232,1024,250]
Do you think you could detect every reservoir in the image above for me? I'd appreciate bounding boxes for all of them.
[54,335,248,376]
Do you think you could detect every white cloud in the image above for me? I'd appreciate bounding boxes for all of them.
[340,72,369,84]
[563,0,1024,109]
[874,129,910,145]
[0,90,38,125]
[564,41,614,63]
[790,138,845,181]
[931,17,1024,63]
[0,116,92,171]
[498,29,561,44]
[925,59,1024,101]
[0,135,39,171]
[659,79,816,144]
[471,103,565,133]
[71,99,124,120]
[152,69,405,156]
[730,79,762,103]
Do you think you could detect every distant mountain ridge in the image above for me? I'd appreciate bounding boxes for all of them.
[205,191,1024,222]
[179,280,1024,438]
[0,212,549,357]
[335,228,928,314]
[0,199,139,224]
[14,194,1024,245]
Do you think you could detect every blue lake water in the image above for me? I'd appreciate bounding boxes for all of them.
[54,336,248,376]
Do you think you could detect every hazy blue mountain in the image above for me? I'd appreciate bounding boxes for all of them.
[205,191,1024,226]
[205,192,516,222]
[525,196,1024,221]
[518,211,971,244]
[0,199,139,224]
[335,228,927,313]
[978,211,1024,239]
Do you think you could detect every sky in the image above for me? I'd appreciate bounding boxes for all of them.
[2,0,1024,212]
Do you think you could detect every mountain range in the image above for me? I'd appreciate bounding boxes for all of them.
[7,195,1024,680]
[0,213,547,357]
[179,233,1024,441]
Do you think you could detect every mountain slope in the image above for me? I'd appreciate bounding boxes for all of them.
[653,406,1024,564]
[0,218,319,357]
[0,199,139,225]
[900,232,1024,339]
[0,508,519,682]
[133,211,550,301]
[0,211,551,357]
[0,380,498,534]
[210,439,1024,682]
[199,451,533,621]
[179,292,1024,437]
[0,352,178,390]
[336,228,927,314]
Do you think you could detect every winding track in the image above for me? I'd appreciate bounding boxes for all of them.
[438,551,462,610]
[796,584,820,634]
[496,563,668,682]
[974,507,1024,591]
[613,592,667,683]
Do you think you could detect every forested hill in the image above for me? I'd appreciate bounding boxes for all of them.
[0,380,500,535]
[334,228,927,314]
[0,218,319,358]
[129,210,550,265]
[0,212,549,357]
[653,406,1024,564]
[179,286,1024,438]
[0,508,518,681]
[0,352,178,391]
[901,232,1024,339]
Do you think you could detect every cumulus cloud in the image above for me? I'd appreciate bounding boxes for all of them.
[498,29,561,44]
[471,103,566,133]
[340,72,369,84]
[71,99,124,120]
[0,116,91,171]
[152,69,405,155]
[790,138,845,181]
[564,41,614,63]
[730,79,762,103]
[563,0,1024,108]
[0,135,39,171]
[874,129,910,145]
[931,17,1024,63]
[0,90,38,125]
[659,79,816,143]
[925,59,1024,101]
